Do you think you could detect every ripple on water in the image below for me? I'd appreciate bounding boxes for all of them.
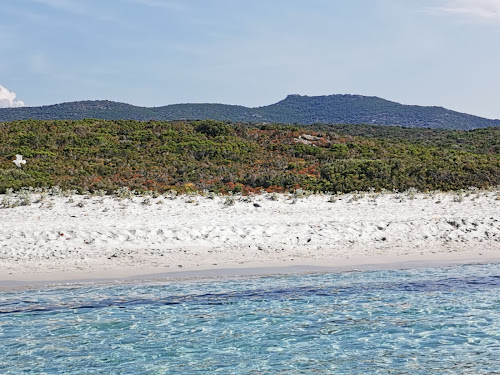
[1,263,500,374]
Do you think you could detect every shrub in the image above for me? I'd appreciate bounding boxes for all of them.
[194,120,232,138]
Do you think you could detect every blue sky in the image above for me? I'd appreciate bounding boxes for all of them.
[1,0,499,118]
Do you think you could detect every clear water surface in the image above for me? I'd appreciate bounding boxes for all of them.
[1,263,500,374]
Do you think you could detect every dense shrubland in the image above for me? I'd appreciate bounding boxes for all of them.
[0,119,498,194]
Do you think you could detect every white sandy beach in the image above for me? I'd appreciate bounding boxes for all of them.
[1,189,499,284]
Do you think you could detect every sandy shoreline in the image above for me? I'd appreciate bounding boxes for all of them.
[1,189,499,287]
[2,253,500,290]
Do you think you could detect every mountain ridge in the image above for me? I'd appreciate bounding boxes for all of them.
[1,94,499,130]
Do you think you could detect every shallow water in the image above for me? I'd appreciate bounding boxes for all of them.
[1,263,500,374]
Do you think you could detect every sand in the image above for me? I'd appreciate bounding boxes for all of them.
[1,189,499,285]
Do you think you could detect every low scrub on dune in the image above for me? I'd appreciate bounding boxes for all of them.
[0,119,499,193]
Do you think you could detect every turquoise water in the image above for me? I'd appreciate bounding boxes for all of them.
[1,263,500,374]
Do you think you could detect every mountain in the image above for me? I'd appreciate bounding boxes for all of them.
[256,95,500,130]
[1,94,499,130]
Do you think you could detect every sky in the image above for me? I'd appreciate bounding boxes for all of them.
[1,0,499,119]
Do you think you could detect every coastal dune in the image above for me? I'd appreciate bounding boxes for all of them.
[1,189,499,282]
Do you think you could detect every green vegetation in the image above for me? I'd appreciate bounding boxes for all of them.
[1,95,499,130]
[0,119,499,194]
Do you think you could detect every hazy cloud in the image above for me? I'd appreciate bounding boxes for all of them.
[432,0,500,20]
[31,0,85,13]
[30,0,117,22]
[127,0,187,10]
[0,85,25,108]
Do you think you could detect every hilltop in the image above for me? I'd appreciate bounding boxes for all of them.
[1,95,499,130]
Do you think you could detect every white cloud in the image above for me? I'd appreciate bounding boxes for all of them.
[0,85,25,108]
[432,0,500,20]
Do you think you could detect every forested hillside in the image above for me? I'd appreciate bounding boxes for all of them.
[1,119,499,193]
[1,95,499,130]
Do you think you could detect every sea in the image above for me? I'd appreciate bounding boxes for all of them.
[1,263,500,374]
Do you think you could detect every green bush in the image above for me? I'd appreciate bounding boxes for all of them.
[0,119,498,193]
[194,120,233,138]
